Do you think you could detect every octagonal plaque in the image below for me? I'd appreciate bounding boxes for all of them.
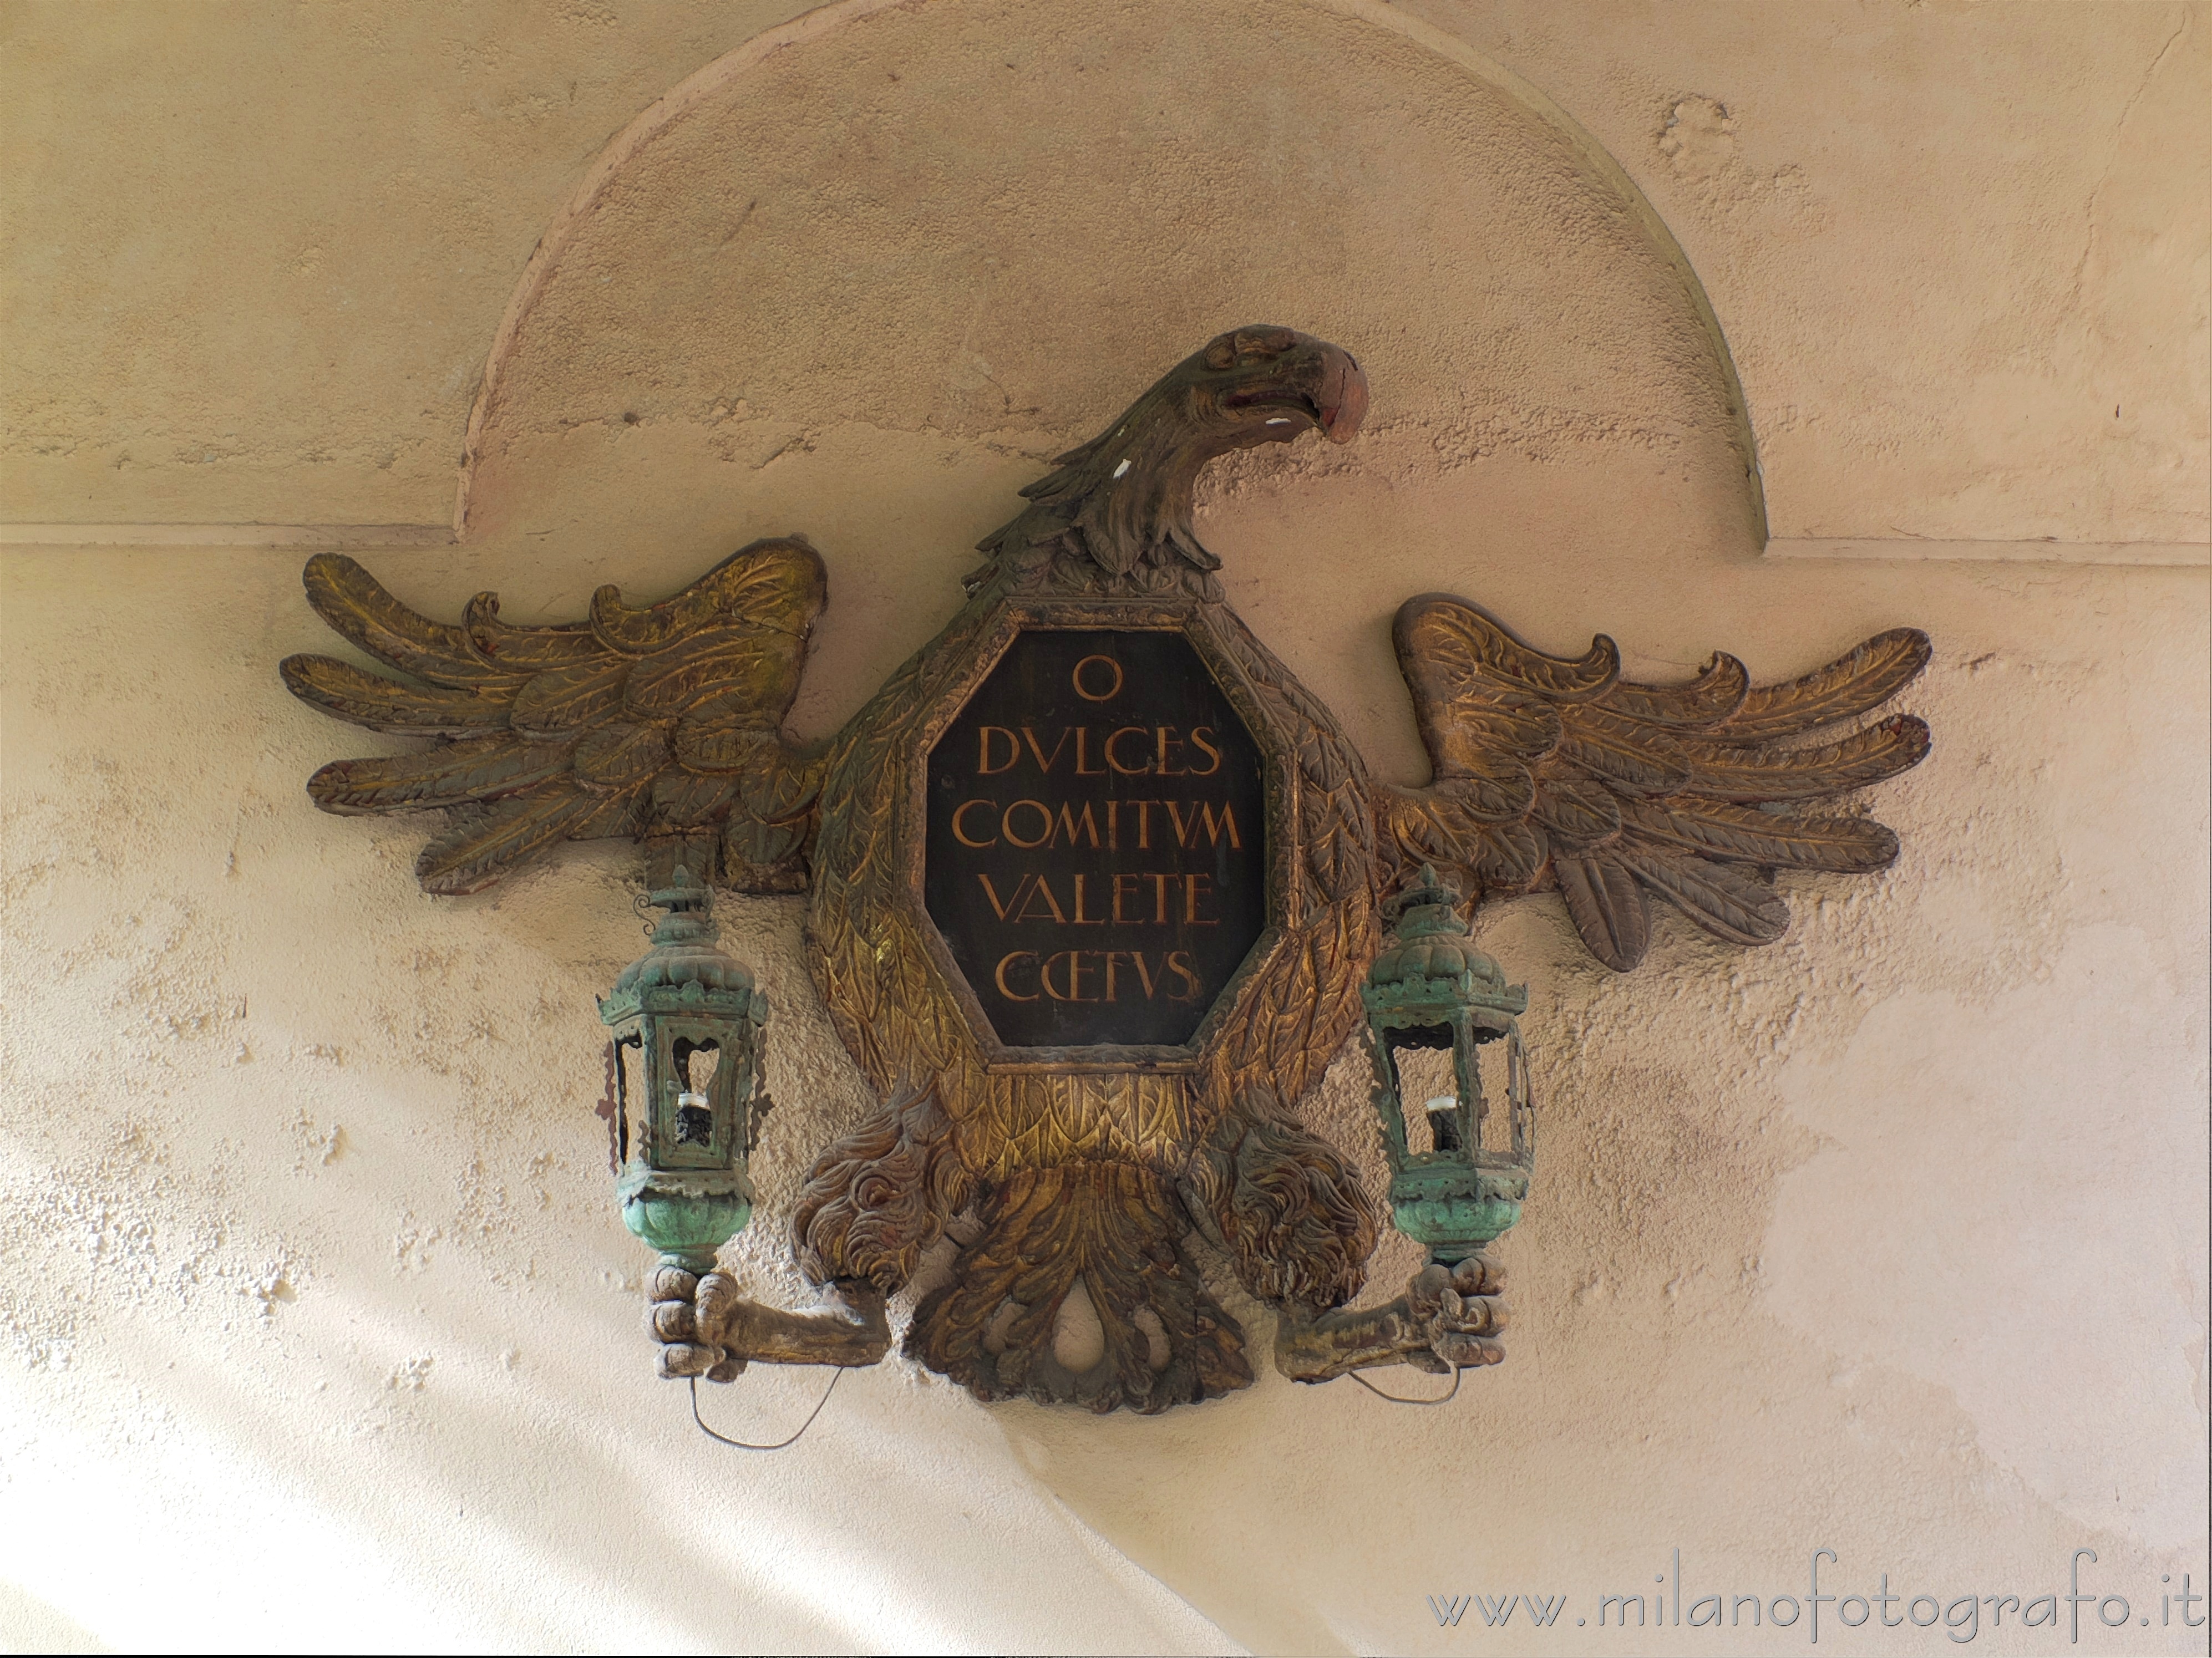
[923,628,1267,1050]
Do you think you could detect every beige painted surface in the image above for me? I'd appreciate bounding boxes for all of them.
[4,0,2206,547]
[2,2,2206,1654]
[1411,0,2211,547]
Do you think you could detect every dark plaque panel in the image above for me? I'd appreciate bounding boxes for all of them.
[924,629,1267,1049]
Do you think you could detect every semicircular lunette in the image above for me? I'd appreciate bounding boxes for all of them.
[454,0,1765,550]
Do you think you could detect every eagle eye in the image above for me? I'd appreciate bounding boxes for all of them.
[1234,326,1297,360]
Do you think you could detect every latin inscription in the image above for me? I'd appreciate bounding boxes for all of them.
[924,629,1266,1048]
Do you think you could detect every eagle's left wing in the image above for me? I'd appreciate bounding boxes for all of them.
[1383,596,1931,970]
[279,539,826,894]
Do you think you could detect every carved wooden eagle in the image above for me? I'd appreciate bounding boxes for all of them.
[283,327,1928,1411]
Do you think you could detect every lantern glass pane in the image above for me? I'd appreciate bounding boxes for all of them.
[671,1037,720,1146]
[679,1040,720,1096]
[1472,1040,1509,1152]
[1386,1029,1459,1155]
[614,1036,646,1164]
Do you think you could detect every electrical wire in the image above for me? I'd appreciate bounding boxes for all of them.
[688,1365,843,1450]
[1347,1365,1463,1406]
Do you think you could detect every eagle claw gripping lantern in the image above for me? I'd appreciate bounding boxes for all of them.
[598,867,771,1274]
[1362,865,1536,1264]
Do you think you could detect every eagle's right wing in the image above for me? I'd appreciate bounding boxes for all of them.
[280,538,826,894]
[1383,596,1931,970]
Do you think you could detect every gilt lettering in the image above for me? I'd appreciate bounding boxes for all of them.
[925,629,1267,1048]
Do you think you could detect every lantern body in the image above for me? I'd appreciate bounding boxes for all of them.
[597,868,769,1272]
[1361,868,1535,1264]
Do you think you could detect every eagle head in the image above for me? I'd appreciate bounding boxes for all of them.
[1175,324,1369,455]
[973,327,1369,589]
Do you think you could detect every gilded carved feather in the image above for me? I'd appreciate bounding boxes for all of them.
[280,539,828,894]
[1382,597,1930,970]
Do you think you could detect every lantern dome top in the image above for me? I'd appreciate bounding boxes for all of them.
[607,865,758,1002]
[1366,865,1518,1003]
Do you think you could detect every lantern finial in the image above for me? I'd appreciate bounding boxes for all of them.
[1366,864,1518,1009]
[1382,861,1458,923]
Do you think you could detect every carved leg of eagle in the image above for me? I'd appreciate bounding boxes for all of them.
[671,1077,1251,1412]
[1185,1087,1508,1381]
[652,1265,890,1380]
[1273,1257,1508,1381]
[639,1075,1503,1395]
[639,1080,967,1381]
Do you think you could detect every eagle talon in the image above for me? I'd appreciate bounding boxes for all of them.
[638,1267,890,1380]
[692,1273,891,1370]
[1274,1257,1510,1382]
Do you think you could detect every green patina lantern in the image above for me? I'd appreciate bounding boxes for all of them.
[598,867,771,1274]
[1361,865,1536,1265]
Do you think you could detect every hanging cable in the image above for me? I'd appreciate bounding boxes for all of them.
[1347,1365,1463,1406]
[688,1366,843,1450]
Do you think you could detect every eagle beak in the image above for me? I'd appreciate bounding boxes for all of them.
[1315,344,1368,444]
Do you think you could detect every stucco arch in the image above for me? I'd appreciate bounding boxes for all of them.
[453,0,1765,549]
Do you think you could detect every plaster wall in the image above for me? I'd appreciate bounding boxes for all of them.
[2,3,2206,1655]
